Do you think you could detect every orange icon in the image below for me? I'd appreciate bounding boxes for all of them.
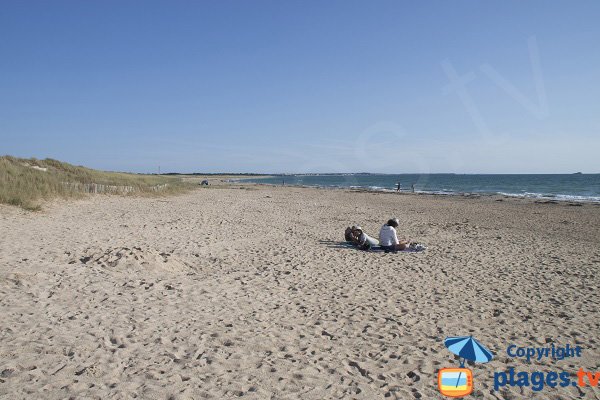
[438,367,473,397]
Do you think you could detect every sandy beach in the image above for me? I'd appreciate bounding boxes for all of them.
[1,185,599,399]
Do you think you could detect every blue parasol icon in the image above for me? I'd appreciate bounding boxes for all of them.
[445,336,493,365]
[444,336,493,388]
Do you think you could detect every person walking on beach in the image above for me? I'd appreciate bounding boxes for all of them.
[396,182,401,192]
[411,183,415,193]
[379,218,409,252]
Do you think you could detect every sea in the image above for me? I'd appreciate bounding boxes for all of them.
[241,174,600,203]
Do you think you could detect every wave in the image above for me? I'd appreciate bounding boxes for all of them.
[497,192,600,202]
[241,175,600,203]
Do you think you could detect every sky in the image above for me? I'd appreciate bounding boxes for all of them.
[1,0,599,174]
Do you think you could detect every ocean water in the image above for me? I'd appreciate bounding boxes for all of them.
[241,174,600,202]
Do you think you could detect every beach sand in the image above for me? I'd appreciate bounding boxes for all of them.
[1,185,599,399]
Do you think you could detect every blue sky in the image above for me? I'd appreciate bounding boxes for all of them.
[1,1,599,173]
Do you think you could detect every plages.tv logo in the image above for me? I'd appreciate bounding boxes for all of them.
[438,336,494,398]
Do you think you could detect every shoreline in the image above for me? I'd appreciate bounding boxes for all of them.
[237,181,600,206]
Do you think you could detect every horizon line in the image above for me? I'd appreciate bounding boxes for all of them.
[154,171,597,176]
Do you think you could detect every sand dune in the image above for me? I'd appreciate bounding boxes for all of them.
[1,186,599,399]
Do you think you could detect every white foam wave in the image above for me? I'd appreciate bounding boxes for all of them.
[498,192,600,202]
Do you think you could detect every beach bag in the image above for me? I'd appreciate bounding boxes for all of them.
[408,242,427,252]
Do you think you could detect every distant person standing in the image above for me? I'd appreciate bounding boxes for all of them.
[396,182,401,192]
[412,183,415,193]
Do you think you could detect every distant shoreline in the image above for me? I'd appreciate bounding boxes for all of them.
[236,181,600,205]
[236,173,600,204]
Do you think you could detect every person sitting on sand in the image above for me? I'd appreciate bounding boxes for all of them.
[379,218,409,252]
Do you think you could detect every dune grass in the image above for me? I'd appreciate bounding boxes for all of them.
[0,156,193,211]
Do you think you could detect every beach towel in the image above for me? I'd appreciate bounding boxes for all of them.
[340,242,426,253]
[379,243,427,253]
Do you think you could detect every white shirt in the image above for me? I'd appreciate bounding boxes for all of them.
[379,225,399,246]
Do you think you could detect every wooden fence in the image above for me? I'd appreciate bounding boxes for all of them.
[62,182,168,194]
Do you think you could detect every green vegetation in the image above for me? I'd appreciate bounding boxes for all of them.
[0,156,193,211]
